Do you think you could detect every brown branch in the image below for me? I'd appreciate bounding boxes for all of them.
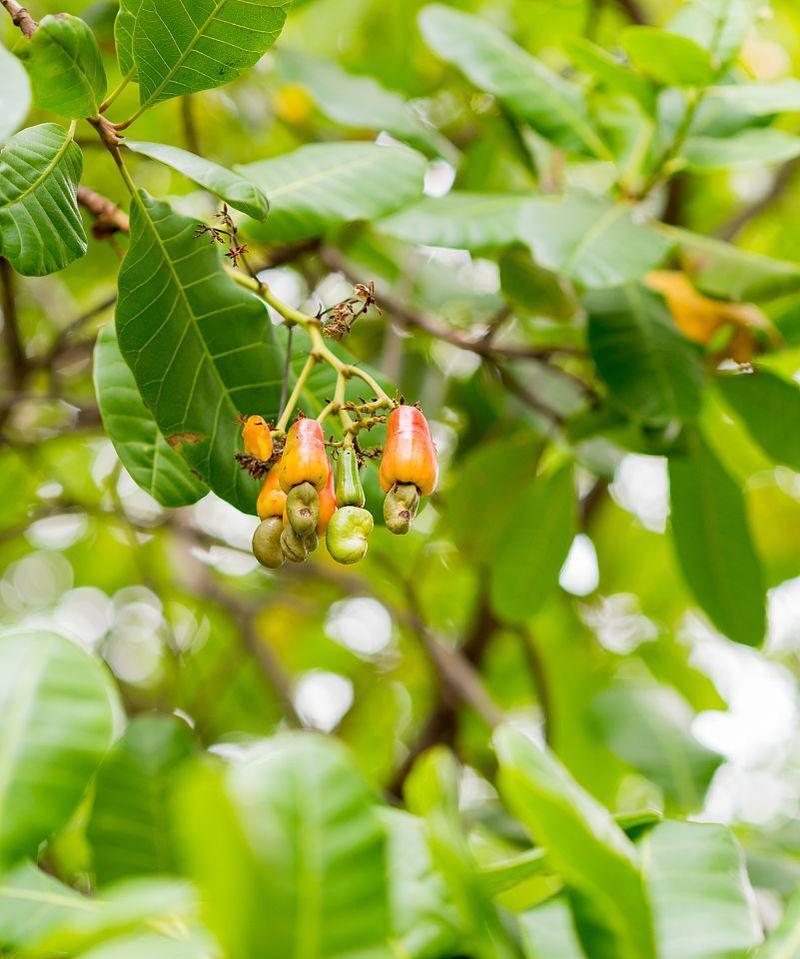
[181,96,201,155]
[77,186,130,239]
[716,157,800,242]
[0,258,27,390]
[0,0,36,36]
[610,0,647,24]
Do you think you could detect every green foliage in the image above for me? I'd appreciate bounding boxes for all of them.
[0,40,31,142]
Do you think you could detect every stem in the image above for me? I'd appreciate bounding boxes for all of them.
[279,324,293,415]
[99,71,133,114]
[639,89,704,198]
[0,0,36,37]
[276,352,315,433]
[317,370,346,426]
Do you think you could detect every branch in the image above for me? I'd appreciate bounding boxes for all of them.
[0,258,27,390]
[0,0,36,36]
[610,0,647,24]
[77,186,130,239]
[716,157,800,242]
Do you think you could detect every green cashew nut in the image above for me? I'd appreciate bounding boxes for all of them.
[326,506,374,565]
[252,517,285,569]
[383,482,420,535]
[336,447,366,508]
[286,481,320,537]
[281,522,309,563]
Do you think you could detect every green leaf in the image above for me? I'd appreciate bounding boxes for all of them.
[756,886,800,958]
[499,245,576,322]
[490,465,576,623]
[659,225,800,301]
[642,821,763,959]
[565,38,655,113]
[706,79,800,115]
[238,142,426,244]
[621,27,715,87]
[0,41,31,143]
[668,429,766,646]
[87,715,196,884]
[115,0,142,76]
[94,324,208,509]
[682,129,800,170]
[519,196,672,289]
[377,193,529,251]
[494,726,656,959]
[418,4,610,158]
[717,368,800,472]
[115,191,280,513]
[0,123,86,276]
[591,683,721,810]
[175,734,391,959]
[17,14,107,118]
[669,0,755,69]
[125,142,269,220]
[0,632,115,867]
[133,0,289,109]
[78,930,218,959]
[586,285,704,425]
[274,48,457,162]
[520,898,584,959]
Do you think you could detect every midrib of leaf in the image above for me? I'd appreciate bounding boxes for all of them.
[264,151,397,199]
[563,203,625,277]
[138,0,236,111]
[47,31,97,108]
[625,284,682,418]
[0,123,76,210]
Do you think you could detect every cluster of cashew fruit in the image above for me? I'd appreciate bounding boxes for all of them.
[243,405,438,569]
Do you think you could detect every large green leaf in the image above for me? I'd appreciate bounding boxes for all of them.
[115,190,280,513]
[418,4,610,158]
[275,49,456,161]
[565,38,655,113]
[87,714,196,884]
[682,129,800,171]
[717,368,800,472]
[125,142,269,219]
[519,196,672,289]
[586,285,704,425]
[0,123,86,277]
[490,465,576,623]
[669,0,755,69]
[115,0,142,76]
[668,430,766,647]
[175,734,391,959]
[591,683,721,810]
[377,193,528,251]
[520,898,584,959]
[94,324,208,509]
[494,726,656,959]
[621,27,714,87]
[17,14,107,118]
[132,0,289,109]
[706,80,800,115]
[642,821,763,959]
[0,632,115,867]
[238,142,427,244]
[660,225,800,301]
[756,887,800,958]
[0,41,31,143]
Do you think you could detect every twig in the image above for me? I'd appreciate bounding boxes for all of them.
[0,258,27,390]
[36,294,117,370]
[181,95,201,155]
[610,0,647,24]
[716,158,800,242]
[77,186,130,239]
[0,0,36,36]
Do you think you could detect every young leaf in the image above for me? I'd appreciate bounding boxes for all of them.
[175,734,391,959]
[706,79,800,116]
[490,465,576,623]
[378,193,529,251]
[133,0,289,110]
[621,27,715,87]
[17,14,107,118]
[125,141,269,220]
[717,367,800,472]
[0,41,31,143]
[519,196,672,289]
[0,631,115,867]
[237,142,426,243]
[668,430,766,647]
[668,0,755,70]
[565,37,655,114]
[0,123,86,276]
[275,48,457,162]
[586,284,704,425]
[682,129,800,171]
[115,0,142,76]
[642,821,763,959]
[494,726,657,959]
[115,191,281,514]
[87,714,196,884]
[94,324,208,509]
[418,3,610,158]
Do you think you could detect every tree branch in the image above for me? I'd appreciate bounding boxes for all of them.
[0,258,27,390]
[77,186,130,239]
[610,0,647,24]
[0,0,36,36]
[716,158,800,242]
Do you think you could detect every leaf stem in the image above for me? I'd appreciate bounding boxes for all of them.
[99,70,133,114]
[275,352,315,433]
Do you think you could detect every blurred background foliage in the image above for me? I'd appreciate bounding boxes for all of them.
[2,0,800,956]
